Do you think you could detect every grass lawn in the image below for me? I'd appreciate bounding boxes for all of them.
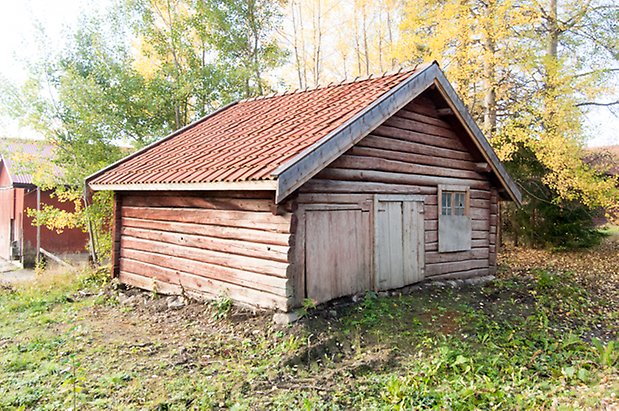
[0,242,618,410]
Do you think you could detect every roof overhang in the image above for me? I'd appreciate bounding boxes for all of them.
[272,62,522,205]
[89,180,278,192]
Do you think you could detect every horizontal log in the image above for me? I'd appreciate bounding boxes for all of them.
[119,268,288,310]
[374,124,467,152]
[396,108,452,129]
[122,195,276,212]
[331,155,484,181]
[351,144,476,172]
[436,108,454,117]
[300,179,438,195]
[122,257,289,299]
[426,259,488,276]
[470,189,491,200]
[404,97,439,117]
[122,217,291,246]
[121,236,289,278]
[359,135,473,161]
[426,248,489,264]
[122,226,289,262]
[296,193,373,205]
[120,249,288,294]
[316,168,490,190]
[122,206,291,233]
[426,268,490,281]
[385,115,460,140]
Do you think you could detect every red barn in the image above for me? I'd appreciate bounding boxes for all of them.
[0,140,89,265]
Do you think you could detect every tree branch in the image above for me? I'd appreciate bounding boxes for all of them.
[576,100,619,107]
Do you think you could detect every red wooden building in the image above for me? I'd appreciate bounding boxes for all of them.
[0,140,89,265]
[87,62,522,312]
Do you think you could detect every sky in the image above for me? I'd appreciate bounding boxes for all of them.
[0,0,617,147]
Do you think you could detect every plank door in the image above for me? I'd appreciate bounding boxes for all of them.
[303,204,371,304]
[374,195,425,290]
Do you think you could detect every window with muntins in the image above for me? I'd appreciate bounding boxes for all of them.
[437,185,472,252]
[441,191,467,216]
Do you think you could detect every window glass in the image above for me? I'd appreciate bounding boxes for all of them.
[441,190,468,216]
[454,192,465,216]
[441,192,452,216]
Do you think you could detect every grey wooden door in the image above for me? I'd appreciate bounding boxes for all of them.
[304,204,371,304]
[374,196,425,290]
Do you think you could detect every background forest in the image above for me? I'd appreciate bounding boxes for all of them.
[1,0,618,261]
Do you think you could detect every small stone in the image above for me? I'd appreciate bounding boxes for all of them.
[352,294,361,303]
[464,275,496,286]
[378,291,389,298]
[328,310,337,318]
[167,295,187,310]
[429,281,446,288]
[273,312,299,325]
[446,280,459,288]
[119,294,137,306]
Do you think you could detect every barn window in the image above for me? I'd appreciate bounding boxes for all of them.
[441,191,467,216]
[438,185,472,252]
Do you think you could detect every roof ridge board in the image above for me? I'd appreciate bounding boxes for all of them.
[85,101,239,185]
[237,65,425,104]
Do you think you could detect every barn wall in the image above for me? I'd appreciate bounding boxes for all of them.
[295,95,499,285]
[0,162,13,260]
[116,191,294,310]
[22,189,89,264]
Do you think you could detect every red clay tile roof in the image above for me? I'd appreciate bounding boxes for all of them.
[89,68,422,186]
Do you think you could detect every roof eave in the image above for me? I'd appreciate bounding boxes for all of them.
[89,180,278,192]
[84,101,239,188]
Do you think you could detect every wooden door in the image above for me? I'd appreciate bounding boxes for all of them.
[303,204,371,304]
[374,195,425,290]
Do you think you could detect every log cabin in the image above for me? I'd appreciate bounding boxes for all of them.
[86,62,522,312]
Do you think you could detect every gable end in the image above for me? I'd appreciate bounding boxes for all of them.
[273,63,522,206]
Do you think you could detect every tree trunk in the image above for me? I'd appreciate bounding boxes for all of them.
[547,0,559,59]
[291,0,304,89]
[482,0,497,137]
[362,2,370,75]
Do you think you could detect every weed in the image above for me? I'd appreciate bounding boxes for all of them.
[295,298,317,319]
[592,338,619,367]
[212,295,233,320]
